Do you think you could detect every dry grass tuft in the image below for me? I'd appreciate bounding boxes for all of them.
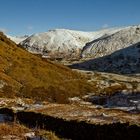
[0,123,29,139]
[0,123,61,140]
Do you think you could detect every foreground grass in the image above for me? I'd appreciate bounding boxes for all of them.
[0,123,29,139]
[0,123,61,140]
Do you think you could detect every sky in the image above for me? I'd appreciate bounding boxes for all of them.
[0,0,140,36]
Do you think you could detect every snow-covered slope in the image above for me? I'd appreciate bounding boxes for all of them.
[7,35,28,44]
[72,42,140,74]
[82,25,140,58]
[20,28,122,59]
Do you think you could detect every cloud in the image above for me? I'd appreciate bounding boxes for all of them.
[102,24,109,29]
[0,28,8,33]
[27,26,34,30]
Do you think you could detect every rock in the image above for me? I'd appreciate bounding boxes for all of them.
[0,100,7,106]
[0,80,7,89]
[69,97,81,103]
[11,106,25,111]
[2,135,21,140]
[121,90,130,95]
[24,132,47,140]
[136,83,140,91]
[24,132,35,138]
[125,83,133,89]
[16,98,25,106]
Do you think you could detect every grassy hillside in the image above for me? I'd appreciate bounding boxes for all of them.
[0,32,93,103]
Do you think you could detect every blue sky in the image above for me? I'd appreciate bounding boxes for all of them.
[0,0,140,36]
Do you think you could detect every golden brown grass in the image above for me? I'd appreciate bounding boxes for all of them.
[38,130,61,140]
[0,123,61,140]
[0,32,94,103]
[102,84,127,95]
[0,123,29,139]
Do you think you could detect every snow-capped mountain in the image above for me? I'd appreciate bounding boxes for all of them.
[81,25,140,58]
[68,25,140,74]
[20,28,122,59]
[7,35,28,44]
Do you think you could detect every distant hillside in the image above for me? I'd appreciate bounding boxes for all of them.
[0,32,94,103]
[69,25,140,74]
[71,42,140,74]
[82,25,140,58]
[20,28,122,59]
[7,35,28,44]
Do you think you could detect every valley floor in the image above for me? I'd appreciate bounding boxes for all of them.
[0,99,140,140]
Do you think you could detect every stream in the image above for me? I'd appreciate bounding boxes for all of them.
[87,93,140,113]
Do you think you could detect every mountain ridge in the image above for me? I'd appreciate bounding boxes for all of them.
[81,25,140,58]
[19,28,123,59]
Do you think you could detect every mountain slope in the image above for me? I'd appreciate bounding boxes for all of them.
[82,25,140,58]
[20,28,122,59]
[0,32,94,103]
[71,42,140,74]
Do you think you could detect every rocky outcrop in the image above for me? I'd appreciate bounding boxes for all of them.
[0,80,7,89]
